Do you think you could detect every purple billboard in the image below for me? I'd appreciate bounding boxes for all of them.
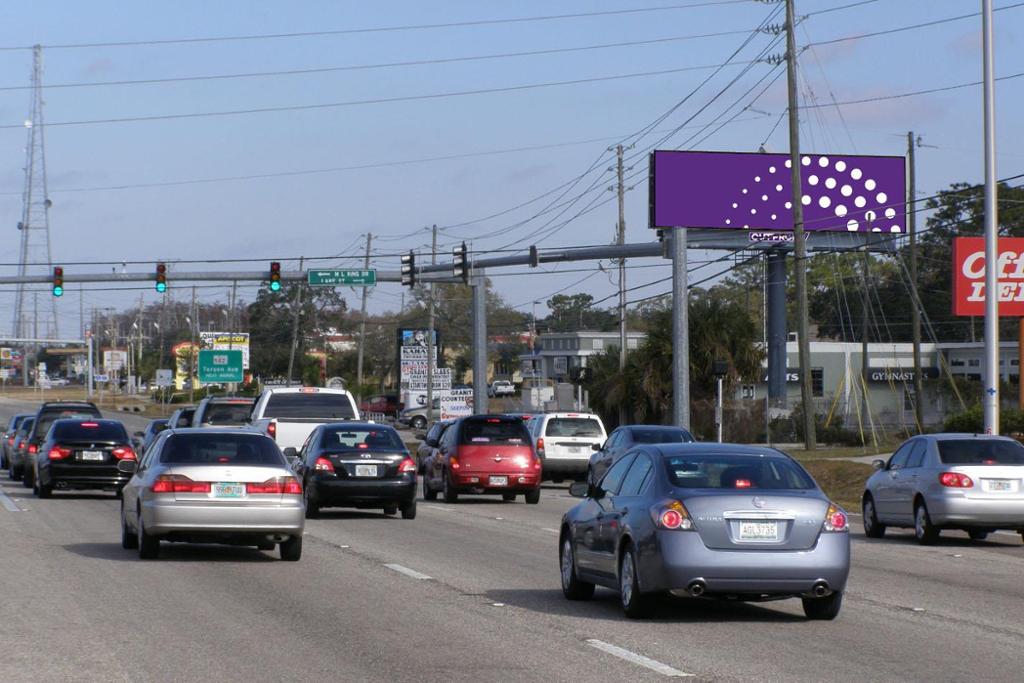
[649,150,906,233]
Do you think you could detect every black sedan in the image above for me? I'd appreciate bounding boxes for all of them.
[589,425,694,484]
[33,419,137,498]
[290,423,417,519]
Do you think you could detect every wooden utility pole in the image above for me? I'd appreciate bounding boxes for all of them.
[190,286,197,403]
[356,233,373,404]
[616,144,627,426]
[426,225,438,424]
[908,132,924,430]
[287,257,305,387]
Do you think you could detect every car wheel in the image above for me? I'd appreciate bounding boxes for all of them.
[560,535,594,600]
[802,590,843,620]
[619,544,653,619]
[383,504,399,516]
[22,465,33,488]
[304,486,320,519]
[121,505,138,550]
[422,475,438,501]
[502,493,516,502]
[914,502,940,545]
[137,517,160,560]
[412,416,427,431]
[443,471,459,503]
[524,489,541,505]
[35,477,51,499]
[968,529,989,541]
[280,535,303,561]
[400,499,417,520]
[862,495,885,539]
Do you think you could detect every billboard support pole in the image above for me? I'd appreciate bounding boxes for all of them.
[672,227,689,429]
[982,0,1000,434]
[471,274,488,414]
[908,132,924,432]
[766,251,787,411]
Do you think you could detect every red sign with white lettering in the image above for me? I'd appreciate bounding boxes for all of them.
[952,237,1024,316]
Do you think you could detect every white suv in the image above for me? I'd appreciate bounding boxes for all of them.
[527,412,606,482]
[488,380,516,398]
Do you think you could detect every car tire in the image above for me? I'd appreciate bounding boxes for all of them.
[412,417,427,431]
[383,504,399,516]
[121,506,138,550]
[443,471,459,503]
[280,535,303,561]
[22,465,33,488]
[524,489,541,505]
[502,493,516,502]
[619,544,653,619]
[35,476,51,499]
[968,529,989,541]
[862,495,886,539]
[137,517,160,560]
[304,487,320,519]
[802,591,843,620]
[400,499,417,520]
[422,475,438,501]
[914,502,940,545]
[559,535,595,600]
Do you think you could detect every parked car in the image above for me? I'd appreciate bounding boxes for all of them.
[416,419,455,473]
[397,397,440,431]
[8,417,35,480]
[528,412,607,482]
[589,425,695,484]
[119,429,304,560]
[2,413,33,469]
[421,415,541,504]
[560,443,850,619]
[138,418,170,457]
[862,433,1024,545]
[33,419,136,498]
[167,406,197,429]
[192,396,256,428]
[487,380,516,398]
[290,423,417,519]
[22,401,103,488]
[360,393,400,418]
[249,386,360,452]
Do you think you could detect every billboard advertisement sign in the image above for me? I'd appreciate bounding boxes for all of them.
[439,388,474,420]
[650,150,906,233]
[952,237,1024,316]
[200,332,250,369]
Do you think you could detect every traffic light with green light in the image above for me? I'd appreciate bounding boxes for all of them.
[155,263,167,292]
[52,266,63,297]
[270,261,282,291]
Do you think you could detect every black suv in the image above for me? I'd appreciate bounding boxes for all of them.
[22,402,102,488]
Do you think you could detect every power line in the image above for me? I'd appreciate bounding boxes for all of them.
[802,72,1024,109]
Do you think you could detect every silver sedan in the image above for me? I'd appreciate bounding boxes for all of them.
[119,429,305,560]
[862,433,1024,545]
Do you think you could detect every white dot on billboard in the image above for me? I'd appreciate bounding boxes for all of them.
[855,196,867,208]
[751,208,757,214]
[785,159,792,168]
[885,207,896,219]
[890,225,901,233]
[732,202,738,209]
[725,219,731,225]
[742,188,748,194]
[835,204,847,217]
[769,166,776,173]
[808,175,819,185]
[835,160,847,172]
[851,168,863,180]
[865,179,876,191]
[771,214,777,220]
[755,176,761,182]
[776,184,783,191]
[876,192,888,204]
[802,156,811,166]
[819,196,831,208]
[818,157,829,167]
[841,184,853,197]
[825,178,837,189]
[871,227,881,232]
[866,210,877,221]
[762,194,768,201]
[847,219,859,231]
[801,195,811,206]
[785,201,792,209]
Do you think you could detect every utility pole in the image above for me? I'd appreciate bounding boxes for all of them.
[287,257,305,387]
[426,225,438,424]
[785,0,817,450]
[616,144,628,425]
[908,131,924,431]
[982,0,1000,434]
[356,233,373,404]
[860,244,871,428]
[190,286,197,403]
[672,228,689,429]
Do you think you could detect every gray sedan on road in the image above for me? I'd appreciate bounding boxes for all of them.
[862,433,1024,545]
[119,429,305,561]
[560,443,850,619]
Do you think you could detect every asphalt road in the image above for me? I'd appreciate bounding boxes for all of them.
[1,400,1022,682]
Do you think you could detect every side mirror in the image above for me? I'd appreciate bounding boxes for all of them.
[872,459,886,471]
[591,443,602,452]
[414,431,427,441]
[568,481,590,498]
[117,460,138,474]
[425,437,439,448]
[133,431,145,438]
[283,447,298,460]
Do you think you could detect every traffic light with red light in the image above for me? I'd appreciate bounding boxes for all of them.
[52,266,63,297]
[269,262,282,291]
[155,263,167,293]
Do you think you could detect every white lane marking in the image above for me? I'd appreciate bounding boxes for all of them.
[586,639,693,678]
[0,490,21,512]
[383,563,433,580]
[542,527,559,534]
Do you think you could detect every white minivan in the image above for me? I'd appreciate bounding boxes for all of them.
[528,412,606,482]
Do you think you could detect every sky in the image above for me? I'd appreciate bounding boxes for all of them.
[0,0,1021,339]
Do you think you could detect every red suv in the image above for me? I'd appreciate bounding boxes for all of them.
[422,415,541,504]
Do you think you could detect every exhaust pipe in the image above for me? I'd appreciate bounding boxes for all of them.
[812,581,830,598]
[687,580,706,597]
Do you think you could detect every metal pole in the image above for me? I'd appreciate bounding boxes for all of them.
[616,144,628,426]
[190,286,197,402]
[766,251,787,409]
[785,0,817,449]
[356,233,372,404]
[716,376,723,443]
[87,333,93,398]
[861,243,871,428]
[426,226,437,424]
[982,0,1000,434]
[908,131,924,432]
[286,257,305,387]
[471,275,488,414]
[672,227,689,429]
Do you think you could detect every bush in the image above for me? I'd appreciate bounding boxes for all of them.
[944,404,1024,434]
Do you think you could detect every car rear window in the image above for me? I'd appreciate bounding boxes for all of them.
[18,419,34,436]
[631,428,694,444]
[263,392,356,419]
[201,402,254,425]
[461,419,530,445]
[321,427,405,451]
[160,434,285,466]
[52,421,128,442]
[665,454,815,490]
[937,440,1024,465]
[545,417,604,438]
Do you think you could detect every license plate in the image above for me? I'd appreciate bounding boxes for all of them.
[80,450,105,461]
[489,476,508,486]
[986,479,1013,492]
[568,446,581,454]
[355,464,378,477]
[739,521,779,541]
[212,482,244,498]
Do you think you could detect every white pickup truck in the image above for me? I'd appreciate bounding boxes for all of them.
[248,387,361,452]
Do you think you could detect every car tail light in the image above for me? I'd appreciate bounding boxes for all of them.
[28,444,38,454]
[536,437,545,455]
[533,456,542,471]
[398,457,417,473]
[449,455,460,470]
[247,477,302,495]
[314,456,335,472]
[112,446,137,460]
[650,500,695,531]
[939,472,974,488]
[267,421,277,440]
[7,437,14,445]
[80,422,99,428]
[734,479,753,489]
[48,446,72,460]
[823,502,848,532]
[151,474,211,494]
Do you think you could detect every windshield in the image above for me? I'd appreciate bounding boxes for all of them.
[51,421,128,442]
[160,434,285,466]
[631,428,693,444]
[264,392,356,419]
[201,402,253,426]
[321,427,405,451]
[665,453,816,490]
[461,419,530,445]
[937,440,1024,465]
[545,417,604,438]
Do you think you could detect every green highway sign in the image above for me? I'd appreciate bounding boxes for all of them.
[198,349,244,383]
[307,269,377,287]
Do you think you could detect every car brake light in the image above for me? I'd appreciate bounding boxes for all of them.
[734,479,753,488]
[823,502,849,532]
[536,437,545,454]
[650,500,694,530]
[267,421,277,440]
[315,456,335,472]
[939,472,974,488]
[112,446,137,461]
[247,477,302,495]
[151,475,212,494]
[48,446,72,460]
[398,457,417,473]
[80,422,99,428]
[28,444,37,454]
[449,456,460,470]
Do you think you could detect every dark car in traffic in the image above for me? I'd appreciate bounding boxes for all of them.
[8,417,35,481]
[33,419,137,498]
[138,418,170,457]
[167,406,196,429]
[290,423,418,519]
[22,401,103,487]
[2,413,33,469]
[560,443,850,620]
[416,419,454,473]
[192,396,256,427]
[589,425,695,484]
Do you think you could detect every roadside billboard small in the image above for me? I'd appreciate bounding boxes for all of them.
[952,237,1024,316]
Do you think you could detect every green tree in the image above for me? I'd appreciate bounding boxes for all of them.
[544,293,616,332]
[247,283,346,379]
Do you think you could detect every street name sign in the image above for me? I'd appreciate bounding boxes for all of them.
[307,270,377,286]
[198,350,244,383]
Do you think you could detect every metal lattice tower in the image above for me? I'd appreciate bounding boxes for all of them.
[13,45,58,339]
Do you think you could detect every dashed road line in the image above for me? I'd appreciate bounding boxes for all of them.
[542,527,559,534]
[586,639,693,678]
[0,489,21,512]
[384,563,433,580]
